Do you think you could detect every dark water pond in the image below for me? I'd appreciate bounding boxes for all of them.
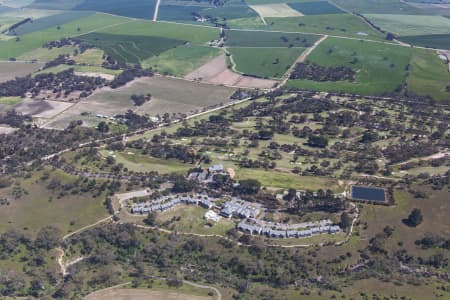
[351,185,386,202]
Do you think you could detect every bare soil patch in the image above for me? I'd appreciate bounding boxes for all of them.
[250,4,303,18]
[85,288,212,300]
[185,54,277,89]
[0,61,43,83]
[13,99,74,119]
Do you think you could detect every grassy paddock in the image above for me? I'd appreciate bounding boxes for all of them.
[407,48,450,101]
[0,168,109,236]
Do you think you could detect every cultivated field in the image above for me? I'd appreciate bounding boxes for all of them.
[73,0,157,20]
[228,47,305,79]
[142,45,221,76]
[227,13,385,41]
[158,3,257,23]
[287,37,412,95]
[224,29,318,47]
[399,34,450,50]
[185,53,278,88]
[77,33,185,65]
[288,1,345,15]
[365,14,450,36]
[0,61,43,82]
[0,13,129,60]
[8,11,94,35]
[406,48,450,101]
[249,3,303,18]
[96,20,219,44]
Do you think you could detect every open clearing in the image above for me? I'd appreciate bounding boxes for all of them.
[44,76,236,129]
[185,53,278,89]
[0,168,109,235]
[250,3,303,18]
[0,61,43,82]
[157,205,235,235]
[365,14,450,36]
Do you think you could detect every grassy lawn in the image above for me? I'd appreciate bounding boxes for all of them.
[234,168,342,191]
[286,37,412,96]
[156,205,235,235]
[406,48,450,101]
[100,149,194,174]
[142,45,222,76]
[228,47,304,79]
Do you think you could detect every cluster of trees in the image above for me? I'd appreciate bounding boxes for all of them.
[43,54,75,69]
[0,110,31,128]
[130,94,151,106]
[415,234,450,250]
[290,62,356,82]
[0,124,105,172]
[285,189,346,214]
[0,69,107,98]
[109,66,153,89]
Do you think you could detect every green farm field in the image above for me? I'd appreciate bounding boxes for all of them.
[97,20,219,44]
[399,34,450,50]
[406,48,450,101]
[229,47,305,79]
[288,1,345,15]
[142,45,221,76]
[228,14,385,41]
[224,29,318,47]
[0,13,129,60]
[77,32,185,64]
[8,11,94,36]
[365,14,450,36]
[286,38,412,96]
